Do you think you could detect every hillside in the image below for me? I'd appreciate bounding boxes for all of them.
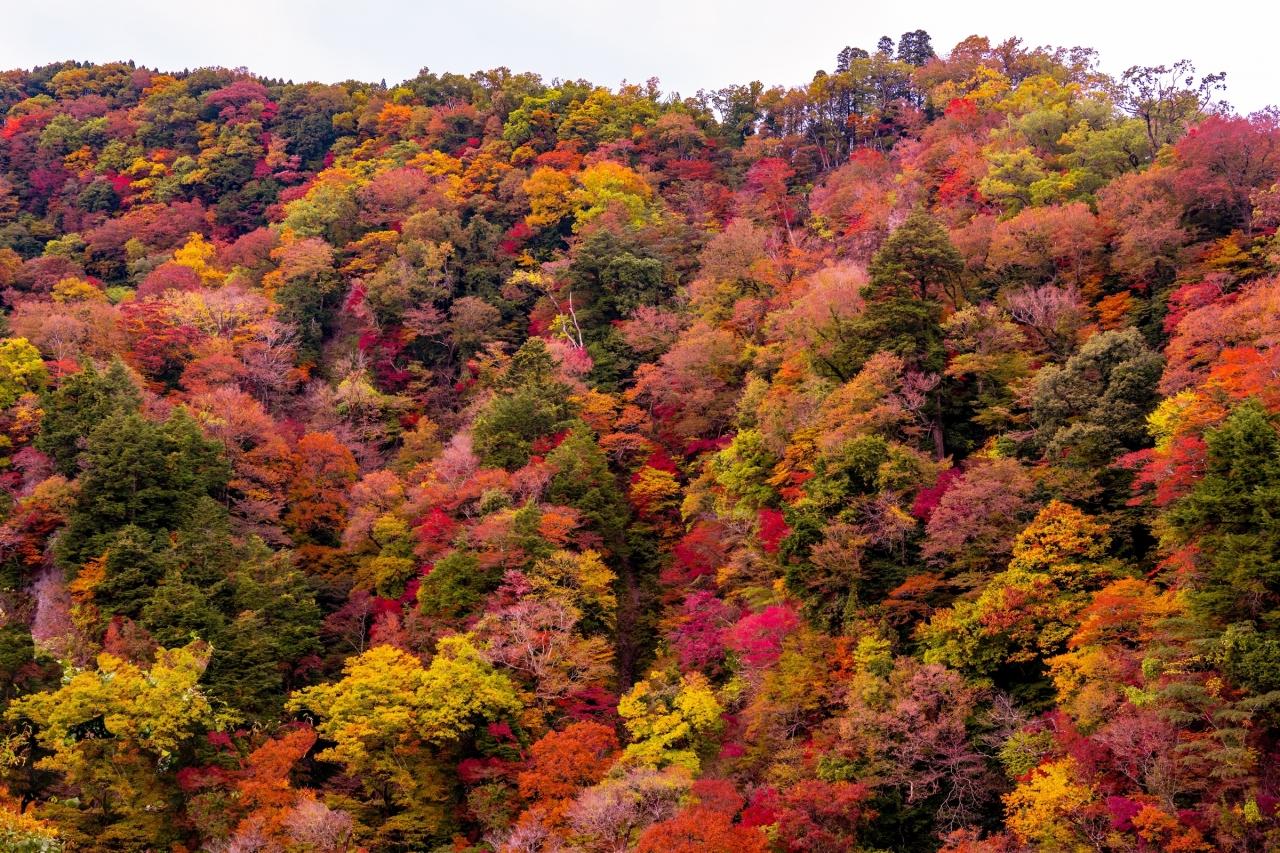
[1,32,1279,852]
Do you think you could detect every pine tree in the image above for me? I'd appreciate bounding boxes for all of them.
[56,408,230,570]
[35,359,141,475]
[472,338,575,469]
[1170,399,1280,630]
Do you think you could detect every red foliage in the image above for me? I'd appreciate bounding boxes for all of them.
[911,466,961,521]
[726,604,800,668]
[757,507,790,553]
[771,779,875,853]
[669,591,735,675]
[665,521,730,587]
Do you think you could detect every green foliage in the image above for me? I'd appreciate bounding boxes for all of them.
[472,338,575,469]
[567,230,667,325]
[1170,400,1280,634]
[1033,327,1164,465]
[545,424,630,555]
[711,429,778,514]
[55,407,229,571]
[822,208,959,384]
[35,360,140,475]
[417,550,494,620]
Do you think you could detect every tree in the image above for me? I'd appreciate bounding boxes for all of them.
[1115,60,1226,153]
[35,359,140,475]
[922,458,1037,579]
[418,549,495,621]
[1002,758,1095,849]
[285,432,357,545]
[472,338,576,469]
[635,778,767,853]
[897,30,936,66]
[1168,400,1280,636]
[56,407,230,570]
[1032,327,1163,473]
[6,643,218,849]
[517,721,619,825]
[771,779,875,853]
[287,638,522,846]
[618,671,723,772]
[920,501,1114,679]
[1172,114,1280,236]
[842,208,961,455]
[0,338,46,410]
[546,426,629,557]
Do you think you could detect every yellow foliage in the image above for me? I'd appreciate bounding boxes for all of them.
[1003,757,1094,849]
[172,232,225,287]
[51,276,106,303]
[7,642,218,790]
[629,466,681,519]
[572,160,655,228]
[1009,500,1110,575]
[287,638,521,779]
[618,671,723,771]
[528,550,618,627]
[523,167,575,230]
[0,785,59,850]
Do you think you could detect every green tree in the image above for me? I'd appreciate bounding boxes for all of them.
[1032,327,1163,472]
[854,207,962,370]
[35,359,140,476]
[472,338,575,469]
[829,209,962,456]
[546,424,630,556]
[417,550,495,621]
[1168,400,1280,692]
[56,408,229,571]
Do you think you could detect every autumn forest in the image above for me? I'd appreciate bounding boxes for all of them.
[0,28,1278,852]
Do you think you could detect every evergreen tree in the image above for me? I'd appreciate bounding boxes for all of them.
[35,359,141,475]
[56,408,230,570]
[897,29,936,66]
[825,207,961,381]
[472,338,575,469]
[546,424,630,558]
[1170,399,1280,630]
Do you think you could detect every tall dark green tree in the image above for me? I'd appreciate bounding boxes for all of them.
[823,208,961,378]
[824,208,962,456]
[1032,327,1164,495]
[204,543,322,716]
[472,338,575,469]
[1168,400,1280,693]
[546,424,630,558]
[55,407,230,571]
[35,359,141,475]
[1170,399,1280,629]
[897,30,936,66]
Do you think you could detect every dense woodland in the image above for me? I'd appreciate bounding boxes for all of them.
[0,30,1278,852]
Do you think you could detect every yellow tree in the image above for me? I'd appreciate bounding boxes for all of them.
[618,670,723,772]
[1003,757,1096,849]
[6,643,218,849]
[171,232,226,287]
[286,637,522,846]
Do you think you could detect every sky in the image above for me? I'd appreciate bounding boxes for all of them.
[1,0,1275,113]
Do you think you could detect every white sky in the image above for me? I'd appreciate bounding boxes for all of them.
[2,0,1275,113]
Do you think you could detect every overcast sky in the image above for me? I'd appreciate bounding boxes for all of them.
[2,0,1274,113]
